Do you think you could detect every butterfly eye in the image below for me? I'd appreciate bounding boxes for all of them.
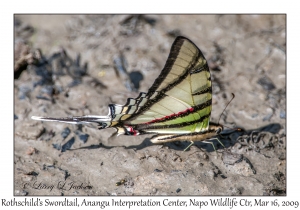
[216,127,222,134]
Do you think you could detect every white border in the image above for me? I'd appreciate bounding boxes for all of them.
[2,0,297,207]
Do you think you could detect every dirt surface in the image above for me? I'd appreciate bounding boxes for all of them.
[14,15,286,196]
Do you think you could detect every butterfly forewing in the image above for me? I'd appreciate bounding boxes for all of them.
[112,36,213,135]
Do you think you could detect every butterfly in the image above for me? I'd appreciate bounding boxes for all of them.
[32,36,224,151]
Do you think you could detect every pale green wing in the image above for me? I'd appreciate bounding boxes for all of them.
[111,36,212,135]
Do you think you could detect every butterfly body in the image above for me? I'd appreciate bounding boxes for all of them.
[32,36,223,148]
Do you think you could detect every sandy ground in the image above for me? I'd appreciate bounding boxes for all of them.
[14,15,286,195]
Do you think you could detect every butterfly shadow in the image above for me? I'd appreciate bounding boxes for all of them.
[68,123,282,152]
[146,122,282,152]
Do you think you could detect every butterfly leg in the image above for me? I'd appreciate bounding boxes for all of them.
[202,140,217,151]
[183,141,194,152]
[214,137,225,148]
[202,137,225,152]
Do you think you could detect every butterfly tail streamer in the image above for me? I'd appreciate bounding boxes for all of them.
[31,94,147,135]
[31,115,112,129]
[31,101,141,134]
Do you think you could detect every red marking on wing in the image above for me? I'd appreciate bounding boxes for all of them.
[145,107,194,125]
[128,126,138,136]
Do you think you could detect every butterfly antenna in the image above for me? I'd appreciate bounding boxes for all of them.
[217,93,242,132]
[218,93,235,125]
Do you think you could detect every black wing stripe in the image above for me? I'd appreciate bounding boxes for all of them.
[130,98,212,126]
[136,113,211,131]
[192,86,212,96]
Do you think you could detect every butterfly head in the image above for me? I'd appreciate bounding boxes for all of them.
[209,122,223,135]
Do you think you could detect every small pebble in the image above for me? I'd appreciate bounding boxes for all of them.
[61,127,71,139]
[61,137,75,152]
